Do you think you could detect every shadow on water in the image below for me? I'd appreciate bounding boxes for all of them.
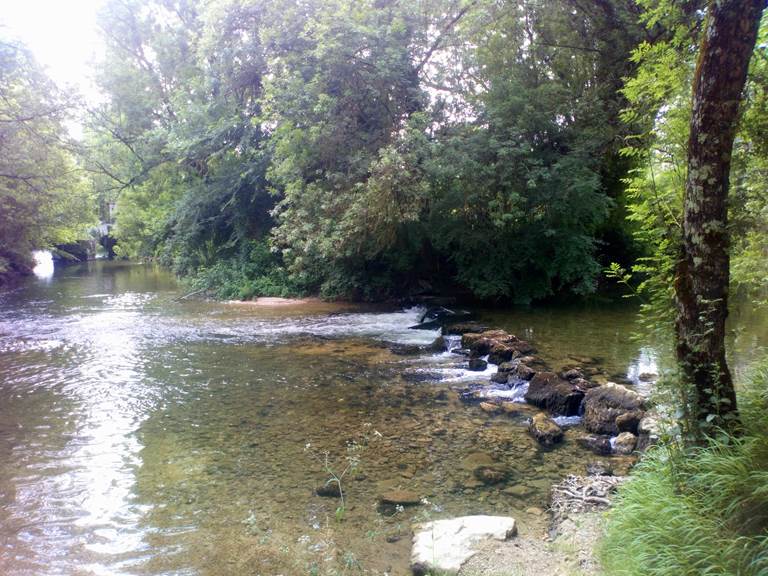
[0,261,764,575]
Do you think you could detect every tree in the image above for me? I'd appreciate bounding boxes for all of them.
[0,38,94,284]
[675,0,766,437]
[95,0,650,302]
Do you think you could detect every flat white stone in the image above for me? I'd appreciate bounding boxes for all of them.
[411,515,517,575]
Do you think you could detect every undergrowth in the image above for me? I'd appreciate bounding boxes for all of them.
[185,239,303,300]
[600,362,768,576]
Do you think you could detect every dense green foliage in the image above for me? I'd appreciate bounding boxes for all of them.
[600,364,768,576]
[600,5,768,575]
[616,2,768,316]
[88,0,649,302]
[0,39,94,283]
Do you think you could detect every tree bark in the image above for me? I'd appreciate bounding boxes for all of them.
[676,0,765,438]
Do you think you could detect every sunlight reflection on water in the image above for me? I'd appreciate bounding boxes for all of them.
[32,251,54,280]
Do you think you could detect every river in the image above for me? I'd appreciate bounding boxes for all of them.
[0,260,764,575]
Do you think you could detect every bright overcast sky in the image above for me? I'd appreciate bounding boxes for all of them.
[1,0,104,100]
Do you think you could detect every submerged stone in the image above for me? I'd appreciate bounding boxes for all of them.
[472,463,510,485]
[378,490,421,506]
[479,401,502,414]
[315,482,341,498]
[577,434,613,456]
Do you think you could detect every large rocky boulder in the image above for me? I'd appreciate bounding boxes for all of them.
[487,342,517,364]
[411,516,517,575]
[616,410,644,434]
[488,341,536,364]
[524,372,585,416]
[462,330,523,359]
[528,413,564,446]
[583,383,645,435]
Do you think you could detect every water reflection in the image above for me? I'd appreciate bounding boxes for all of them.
[32,251,54,281]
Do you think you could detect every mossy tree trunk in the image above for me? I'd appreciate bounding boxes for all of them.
[676,0,765,438]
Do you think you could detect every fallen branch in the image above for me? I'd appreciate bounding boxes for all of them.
[173,288,206,302]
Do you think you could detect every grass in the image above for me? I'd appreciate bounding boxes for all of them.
[599,362,768,576]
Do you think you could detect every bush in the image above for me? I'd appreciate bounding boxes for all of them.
[187,239,301,300]
[600,363,768,576]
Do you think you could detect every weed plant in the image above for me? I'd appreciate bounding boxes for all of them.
[600,362,768,575]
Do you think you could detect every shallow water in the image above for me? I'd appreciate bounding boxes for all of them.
[0,261,764,575]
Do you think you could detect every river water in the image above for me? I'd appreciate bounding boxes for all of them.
[0,261,764,575]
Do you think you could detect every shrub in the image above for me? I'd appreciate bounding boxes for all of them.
[187,239,301,300]
[600,362,768,576]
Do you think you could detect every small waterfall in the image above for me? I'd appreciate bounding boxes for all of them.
[478,380,528,402]
[443,334,462,353]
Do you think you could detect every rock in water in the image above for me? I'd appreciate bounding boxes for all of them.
[378,489,422,515]
[410,307,473,330]
[315,482,341,497]
[443,321,489,335]
[583,383,645,435]
[479,401,502,414]
[524,372,585,416]
[528,412,564,446]
[577,434,613,456]
[427,335,447,352]
[516,363,536,381]
[473,466,507,485]
[562,368,584,380]
[411,515,517,576]
[613,432,637,455]
[616,410,644,434]
[468,357,488,371]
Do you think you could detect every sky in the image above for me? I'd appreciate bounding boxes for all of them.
[1,0,104,100]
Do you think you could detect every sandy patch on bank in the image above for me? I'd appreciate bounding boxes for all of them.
[459,512,604,576]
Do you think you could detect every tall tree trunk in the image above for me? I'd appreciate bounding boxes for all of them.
[676,0,765,438]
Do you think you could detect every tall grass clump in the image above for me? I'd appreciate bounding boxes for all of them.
[600,361,768,576]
